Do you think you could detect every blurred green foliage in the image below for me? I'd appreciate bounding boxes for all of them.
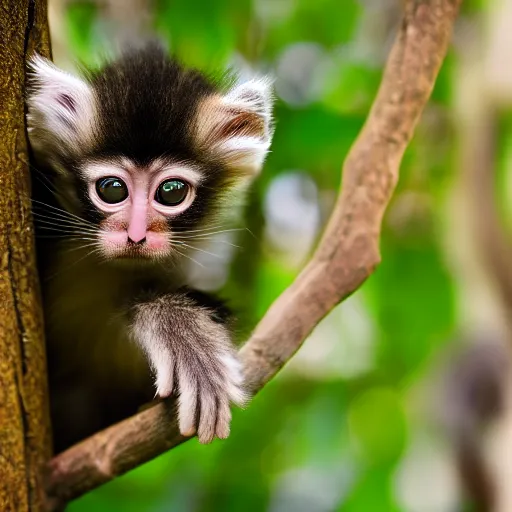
[54,0,483,510]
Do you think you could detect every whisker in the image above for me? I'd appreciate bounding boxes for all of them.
[171,236,241,249]
[44,247,103,282]
[173,241,223,260]
[35,223,98,237]
[32,211,99,227]
[31,209,97,227]
[27,162,63,195]
[171,223,230,234]
[63,242,101,253]
[175,225,256,240]
[36,228,98,242]
[36,234,98,241]
[32,172,59,198]
[171,246,205,268]
[45,239,102,253]
[32,212,98,232]
[31,199,98,228]
[35,225,99,237]
[170,228,247,239]
[33,216,99,230]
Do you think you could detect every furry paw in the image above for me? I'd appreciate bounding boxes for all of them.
[155,345,246,442]
[132,295,247,443]
[173,347,246,443]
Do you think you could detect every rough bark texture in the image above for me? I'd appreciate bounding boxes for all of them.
[45,0,462,505]
[0,1,52,511]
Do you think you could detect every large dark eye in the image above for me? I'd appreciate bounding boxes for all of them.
[95,177,128,204]
[155,179,189,206]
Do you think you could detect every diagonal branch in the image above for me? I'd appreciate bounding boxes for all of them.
[45,0,462,506]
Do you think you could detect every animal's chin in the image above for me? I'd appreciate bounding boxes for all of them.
[104,246,171,263]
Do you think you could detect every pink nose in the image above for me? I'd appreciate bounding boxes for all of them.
[128,236,146,245]
[127,228,147,244]
[127,197,148,243]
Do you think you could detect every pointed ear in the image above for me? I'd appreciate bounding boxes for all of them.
[195,77,274,175]
[26,54,97,161]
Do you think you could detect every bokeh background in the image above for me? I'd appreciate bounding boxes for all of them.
[46,0,512,510]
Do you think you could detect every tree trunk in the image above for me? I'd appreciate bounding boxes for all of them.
[0,1,52,511]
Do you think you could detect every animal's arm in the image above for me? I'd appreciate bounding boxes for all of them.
[130,291,246,443]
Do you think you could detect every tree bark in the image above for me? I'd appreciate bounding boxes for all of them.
[0,1,53,511]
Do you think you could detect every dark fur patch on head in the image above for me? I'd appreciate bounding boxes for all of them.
[67,42,236,228]
[86,43,218,164]
[31,43,269,239]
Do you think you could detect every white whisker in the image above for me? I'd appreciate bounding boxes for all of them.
[35,224,98,237]
[32,209,97,227]
[171,223,230,234]
[173,241,222,260]
[171,246,205,268]
[171,236,241,248]
[171,227,247,239]
[34,222,98,236]
[31,199,98,228]
[44,246,103,282]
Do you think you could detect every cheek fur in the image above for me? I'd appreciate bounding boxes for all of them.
[98,222,129,256]
[145,219,171,251]
[146,232,169,251]
[102,231,128,245]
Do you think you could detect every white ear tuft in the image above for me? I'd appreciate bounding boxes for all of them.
[27,54,97,161]
[196,76,275,175]
[223,77,274,125]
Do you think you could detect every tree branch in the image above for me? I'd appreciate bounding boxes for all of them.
[45,0,462,505]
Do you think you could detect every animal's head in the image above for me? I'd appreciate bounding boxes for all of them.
[27,44,274,261]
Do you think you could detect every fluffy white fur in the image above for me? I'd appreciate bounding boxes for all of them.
[131,298,247,443]
[219,77,274,173]
[27,55,97,163]
[197,77,274,175]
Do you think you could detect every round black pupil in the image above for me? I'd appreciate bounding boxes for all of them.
[96,178,128,204]
[157,180,188,206]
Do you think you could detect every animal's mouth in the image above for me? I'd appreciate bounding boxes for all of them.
[100,230,171,260]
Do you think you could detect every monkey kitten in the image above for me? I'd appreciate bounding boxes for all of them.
[27,44,274,452]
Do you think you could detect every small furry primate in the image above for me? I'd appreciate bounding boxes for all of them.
[27,43,274,452]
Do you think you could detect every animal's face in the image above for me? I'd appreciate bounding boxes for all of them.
[80,158,204,259]
[27,44,274,262]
